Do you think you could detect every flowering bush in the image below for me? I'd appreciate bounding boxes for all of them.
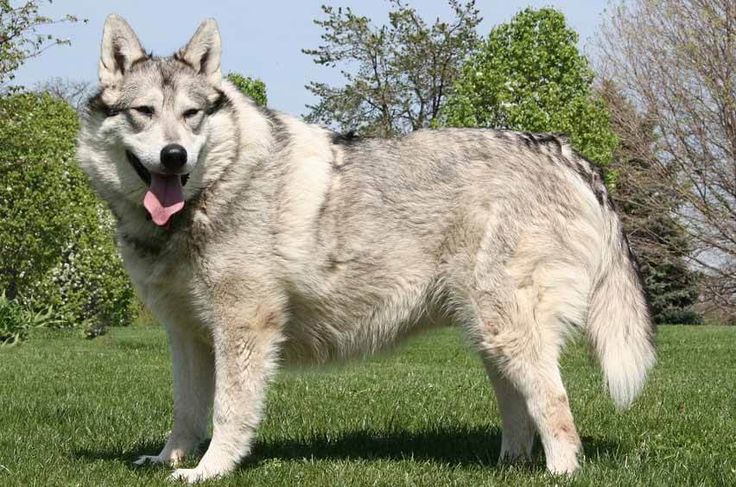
[0,92,135,329]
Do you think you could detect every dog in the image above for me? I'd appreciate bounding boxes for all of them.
[76,15,656,483]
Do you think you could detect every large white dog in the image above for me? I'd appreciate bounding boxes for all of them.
[76,15,655,483]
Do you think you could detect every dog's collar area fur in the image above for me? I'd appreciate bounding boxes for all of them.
[125,150,190,187]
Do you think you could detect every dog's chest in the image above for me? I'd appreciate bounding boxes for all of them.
[121,241,204,328]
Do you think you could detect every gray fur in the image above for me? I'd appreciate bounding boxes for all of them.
[77,15,656,483]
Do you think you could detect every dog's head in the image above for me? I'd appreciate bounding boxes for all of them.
[80,15,230,226]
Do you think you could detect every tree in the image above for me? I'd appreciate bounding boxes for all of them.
[1,1,83,86]
[33,73,266,114]
[304,0,481,137]
[225,72,267,106]
[600,80,701,324]
[443,7,617,168]
[598,0,736,316]
[34,76,91,111]
[0,93,136,329]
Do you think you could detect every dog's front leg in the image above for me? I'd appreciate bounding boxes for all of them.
[135,321,214,467]
[169,303,283,483]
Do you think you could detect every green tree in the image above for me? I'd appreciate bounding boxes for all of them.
[443,7,616,167]
[1,1,83,86]
[304,0,481,137]
[225,72,267,106]
[600,80,701,324]
[0,93,136,329]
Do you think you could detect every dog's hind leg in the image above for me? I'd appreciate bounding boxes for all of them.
[134,321,214,467]
[169,296,284,483]
[483,361,536,463]
[464,282,582,475]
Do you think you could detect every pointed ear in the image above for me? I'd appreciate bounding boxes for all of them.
[98,15,147,87]
[176,19,222,84]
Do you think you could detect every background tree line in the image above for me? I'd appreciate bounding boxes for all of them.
[3,0,731,344]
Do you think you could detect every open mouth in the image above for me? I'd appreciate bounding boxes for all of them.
[126,150,190,226]
[125,150,190,186]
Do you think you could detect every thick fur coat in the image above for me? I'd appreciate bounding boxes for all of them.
[76,15,656,483]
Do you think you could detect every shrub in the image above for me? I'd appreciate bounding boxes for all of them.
[0,293,55,346]
[225,73,267,106]
[0,92,136,329]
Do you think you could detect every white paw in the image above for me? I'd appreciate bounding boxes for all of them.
[168,467,215,484]
[546,455,579,475]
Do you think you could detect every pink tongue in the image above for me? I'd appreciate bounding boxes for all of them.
[143,174,185,226]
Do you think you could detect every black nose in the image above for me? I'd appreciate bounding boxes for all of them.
[160,144,187,171]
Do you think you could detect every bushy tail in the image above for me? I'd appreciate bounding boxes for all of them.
[587,217,656,409]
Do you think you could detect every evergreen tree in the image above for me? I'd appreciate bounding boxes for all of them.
[600,80,701,324]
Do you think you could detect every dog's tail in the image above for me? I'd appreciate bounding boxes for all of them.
[586,214,656,409]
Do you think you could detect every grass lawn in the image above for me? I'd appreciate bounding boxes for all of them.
[1,325,735,486]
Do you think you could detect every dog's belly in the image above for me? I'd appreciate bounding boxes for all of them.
[279,283,448,364]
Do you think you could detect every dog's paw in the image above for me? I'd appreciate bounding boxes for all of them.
[134,455,164,466]
[134,448,190,468]
[134,454,183,467]
[545,453,580,476]
[168,467,214,484]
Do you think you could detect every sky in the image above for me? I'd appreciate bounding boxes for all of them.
[12,0,610,117]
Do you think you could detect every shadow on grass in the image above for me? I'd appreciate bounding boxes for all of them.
[73,425,620,471]
[73,438,167,464]
[251,426,505,467]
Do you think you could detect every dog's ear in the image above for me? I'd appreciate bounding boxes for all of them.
[176,19,222,84]
[98,14,147,87]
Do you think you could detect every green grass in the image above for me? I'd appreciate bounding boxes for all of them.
[1,325,735,486]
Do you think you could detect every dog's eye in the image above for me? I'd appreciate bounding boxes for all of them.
[132,106,154,116]
[183,108,201,119]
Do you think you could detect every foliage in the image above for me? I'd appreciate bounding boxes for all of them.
[225,72,267,106]
[0,292,54,346]
[0,0,84,86]
[598,0,736,317]
[35,76,92,111]
[0,92,136,329]
[304,0,481,136]
[600,80,701,324]
[442,7,616,168]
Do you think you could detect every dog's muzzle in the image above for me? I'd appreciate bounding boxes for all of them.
[126,150,190,186]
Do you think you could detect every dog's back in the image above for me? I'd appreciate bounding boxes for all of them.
[274,126,652,389]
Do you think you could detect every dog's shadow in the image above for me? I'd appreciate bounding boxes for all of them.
[253,426,507,467]
[73,425,620,471]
